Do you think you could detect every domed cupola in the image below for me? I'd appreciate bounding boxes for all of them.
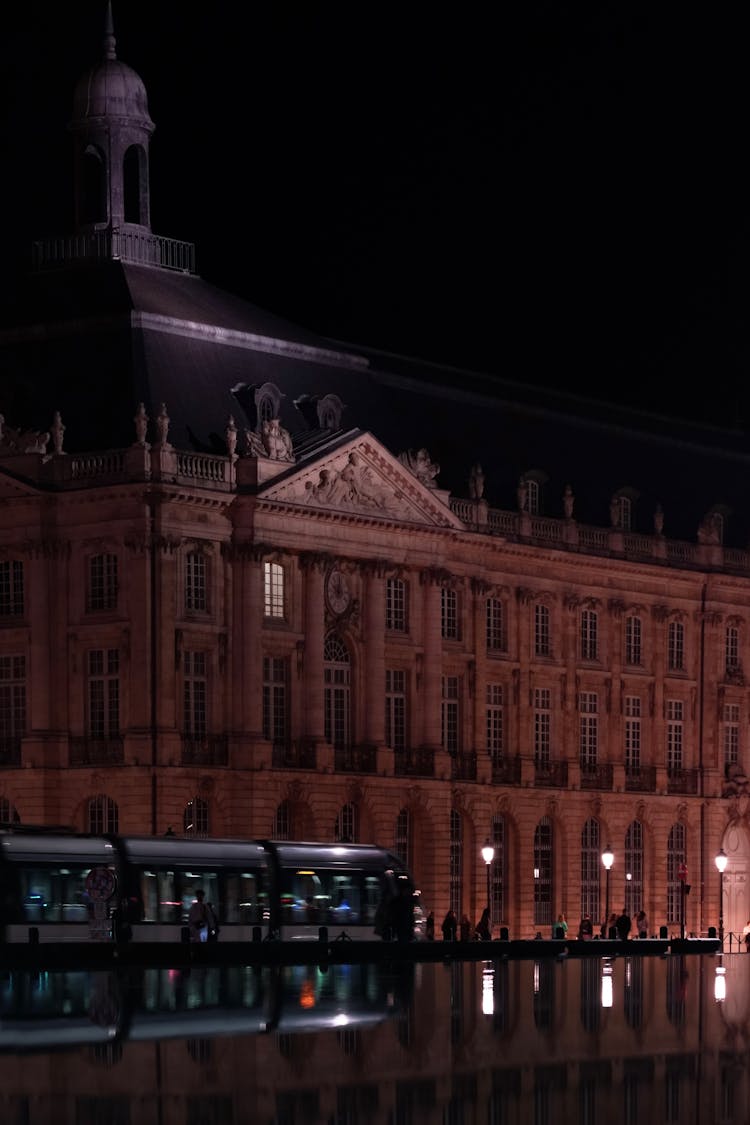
[68,1,155,235]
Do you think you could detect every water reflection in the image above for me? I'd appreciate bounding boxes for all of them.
[1,953,749,1122]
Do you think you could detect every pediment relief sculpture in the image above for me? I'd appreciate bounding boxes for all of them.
[263,439,460,527]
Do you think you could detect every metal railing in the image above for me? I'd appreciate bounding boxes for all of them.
[181,735,228,767]
[334,745,377,774]
[69,737,124,766]
[32,228,196,274]
[394,748,435,778]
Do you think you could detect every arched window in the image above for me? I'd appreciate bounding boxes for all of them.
[88,794,118,834]
[580,818,600,921]
[335,802,358,843]
[184,797,209,837]
[274,800,291,840]
[82,143,106,225]
[490,813,506,925]
[324,635,351,750]
[625,820,644,915]
[0,796,20,824]
[449,809,463,916]
[533,816,553,928]
[666,823,686,925]
[123,144,145,224]
[580,608,598,661]
[625,614,642,666]
[526,479,540,515]
[394,808,411,868]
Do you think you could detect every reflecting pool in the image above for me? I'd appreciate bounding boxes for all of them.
[1,952,748,1122]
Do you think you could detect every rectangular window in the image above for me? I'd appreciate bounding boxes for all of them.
[183,651,207,738]
[578,691,598,768]
[385,669,407,751]
[441,675,460,753]
[441,589,459,640]
[625,616,642,666]
[534,688,551,768]
[726,626,740,674]
[723,703,740,769]
[624,696,641,773]
[0,655,26,751]
[262,656,288,742]
[263,562,285,619]
[0,560,24,617]
[185,552,208,612]
[486,683,504,761]
[580,610,598,661]
[535,604,551,657]
[385,578,407,632]
[666,699,683,772]
[87,553,118,612]
[667,622,685,672]
[87,649,119,739]
[486,598,506,653]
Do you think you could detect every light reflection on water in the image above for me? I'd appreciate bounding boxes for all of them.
[1,953,748,1122]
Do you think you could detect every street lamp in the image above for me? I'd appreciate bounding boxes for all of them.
[715,848,728,949]
[602,844,614,937]
[482,839,495,916]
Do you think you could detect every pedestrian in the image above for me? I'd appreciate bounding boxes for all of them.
[602,911,618,938]
[475,907,492,941]
[616,908,631,940]
[188,889,210,943]
[742,918,750,951]
[426,911,435,941]
[441,909,458,941]
[205,899,220,941]
[578,914,593,940]
[635,908,648,938]
[459,913,472,941]
[553,912,568,938]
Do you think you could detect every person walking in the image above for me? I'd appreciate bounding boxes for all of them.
[441,909,458,941]
[188,889,210,943]
[578,914,593,940]
[635,909,648,938]
[553,912,568,939]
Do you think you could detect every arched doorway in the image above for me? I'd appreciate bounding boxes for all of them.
[721,821,750,941]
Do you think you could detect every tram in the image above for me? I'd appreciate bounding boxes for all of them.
[0,826,416,944]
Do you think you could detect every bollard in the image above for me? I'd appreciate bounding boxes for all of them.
[318,925,328,943]
[554,925,565,939]
[500,926,509,941]
[181,925,190,944]
[252,925,262,943]
[29,927,39,945]
[659,925,668,940]
[708,925,717,939]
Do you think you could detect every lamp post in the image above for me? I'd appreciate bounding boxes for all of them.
[602,844,614,937]
[715,848,728,950]
[482,839,495,917]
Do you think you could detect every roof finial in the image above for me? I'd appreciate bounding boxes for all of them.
[103,1,117,61]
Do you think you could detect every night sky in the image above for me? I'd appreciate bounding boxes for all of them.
[0,4,744,424]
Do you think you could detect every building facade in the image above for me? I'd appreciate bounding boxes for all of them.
[1,11,749,941]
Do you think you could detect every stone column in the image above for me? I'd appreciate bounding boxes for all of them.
[300,553,327,753]
[363,563,389,772]
[419,569,450,776]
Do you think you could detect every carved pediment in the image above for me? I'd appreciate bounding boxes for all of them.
[260,434,463,528]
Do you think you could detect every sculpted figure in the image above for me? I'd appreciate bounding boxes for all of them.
[469,463,485,500]
[563,483,574,519]
[156,403,170,446]
[225,415,238,458]
[50,411,66,455]
[133,403,149,445]
[399,447,440,487]
[262,418,295,461]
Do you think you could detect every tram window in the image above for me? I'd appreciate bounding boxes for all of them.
[19,864,104,923]
[224,873,263,924]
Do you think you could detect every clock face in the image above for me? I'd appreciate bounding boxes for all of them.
[326,568,351,615]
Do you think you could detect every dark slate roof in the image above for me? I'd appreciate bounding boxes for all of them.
[2,257,750,549]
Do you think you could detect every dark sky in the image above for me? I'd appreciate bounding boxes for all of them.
[0,3,745,423]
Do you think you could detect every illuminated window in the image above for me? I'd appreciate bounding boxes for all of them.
[264,562,285,619]
[324,635,351,751]
[184,797,209,837]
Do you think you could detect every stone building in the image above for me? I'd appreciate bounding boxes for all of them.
[1,10,750,940]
